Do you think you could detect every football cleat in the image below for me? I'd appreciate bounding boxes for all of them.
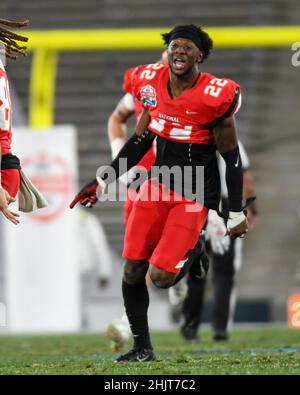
[213,331,229,341]
[115,348,156,363]
[106,319,131,352]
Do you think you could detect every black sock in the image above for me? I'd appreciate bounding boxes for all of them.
[182,271,206,327]
[122,279,152,350]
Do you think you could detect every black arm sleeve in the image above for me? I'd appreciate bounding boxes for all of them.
[220,145,243,212]
[98,130,155,184]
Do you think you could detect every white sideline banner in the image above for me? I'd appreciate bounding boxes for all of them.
[2,125,80,333]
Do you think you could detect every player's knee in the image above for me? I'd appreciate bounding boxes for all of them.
[151,276,174,289]
[123,260,148,284]
[150,267,175,289]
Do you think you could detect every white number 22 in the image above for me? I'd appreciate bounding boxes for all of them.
[140,63,164,80]
[204,78,228,98]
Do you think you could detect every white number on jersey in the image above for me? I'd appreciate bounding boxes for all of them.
[170,125,192,140]
[204,78,228,98]
[149,118,166,133]
[150,118,193,141]
[140,63,164,80]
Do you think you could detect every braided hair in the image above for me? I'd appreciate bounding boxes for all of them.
[0,18,29,60]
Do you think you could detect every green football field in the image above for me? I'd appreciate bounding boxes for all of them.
[0,327,299,375]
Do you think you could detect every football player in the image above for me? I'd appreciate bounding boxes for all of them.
[0,18,29,224]
[71,24,249,362]
[106,51,208,352]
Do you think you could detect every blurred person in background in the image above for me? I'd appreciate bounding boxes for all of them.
[176,140,259,342]
[78,209,112,328]
[71,24,250,362]
[0,18,29,225]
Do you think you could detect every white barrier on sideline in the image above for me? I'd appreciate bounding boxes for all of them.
[1,125,80,333]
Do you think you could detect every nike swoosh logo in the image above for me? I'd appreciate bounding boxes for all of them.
[234,155,240,167]
[137,355,149,362]
[185,110,198,115]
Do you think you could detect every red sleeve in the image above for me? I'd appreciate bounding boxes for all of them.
[124,64,148,102]
[122,67,135,94]
[124,64,166,110]
[122,65,148,100]
[215,80,241,119]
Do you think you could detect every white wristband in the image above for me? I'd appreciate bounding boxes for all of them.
[110,137,127,160]
[227,211,246,230]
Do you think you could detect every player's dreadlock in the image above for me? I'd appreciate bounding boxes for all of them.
[161,24,213,63]
[0,18,29,60]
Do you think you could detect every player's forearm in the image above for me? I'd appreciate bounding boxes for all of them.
[99,130,154,184]
[98,108,152,184]
[108,114,128,159]
[222,146,243,211]
[107,101,134,158]
[107,111,128,142]
[214,117,243,212]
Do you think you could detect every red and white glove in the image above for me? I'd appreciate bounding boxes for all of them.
[70,177,106,209]
[205,209,230,255]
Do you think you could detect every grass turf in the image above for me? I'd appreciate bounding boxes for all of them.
[0,327,299,375]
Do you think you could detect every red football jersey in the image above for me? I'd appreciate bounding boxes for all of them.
[123,67,156,172]
[130,63,241,145]
[0,59,12,155]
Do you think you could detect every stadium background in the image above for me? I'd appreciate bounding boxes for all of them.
[0,0,300,331]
